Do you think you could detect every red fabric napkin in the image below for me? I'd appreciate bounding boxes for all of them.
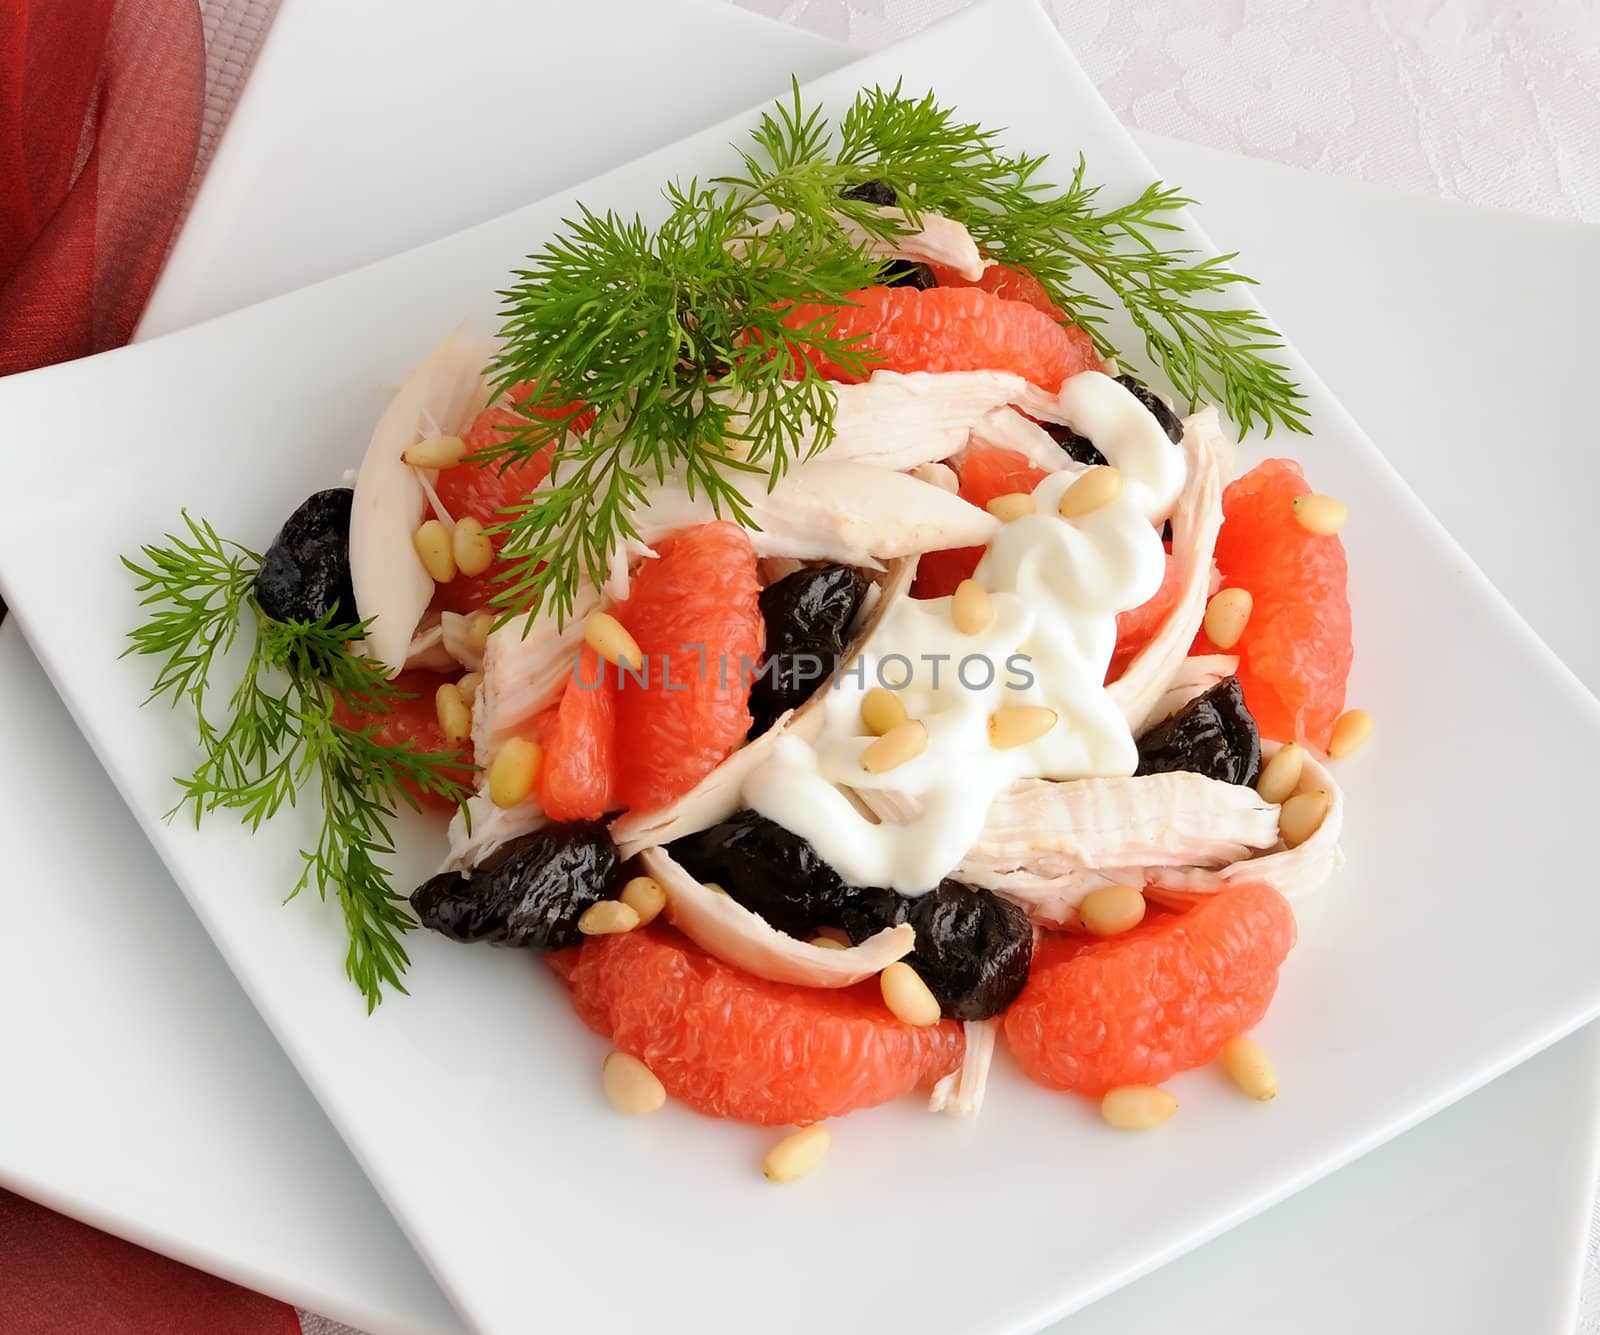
[0,1189,302,1333]
[0,0,204,375]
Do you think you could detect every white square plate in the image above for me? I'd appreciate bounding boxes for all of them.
[2,2,1598,1330]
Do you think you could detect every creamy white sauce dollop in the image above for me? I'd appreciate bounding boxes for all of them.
[744,372,1186,893]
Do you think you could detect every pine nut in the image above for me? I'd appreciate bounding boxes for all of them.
[809,934,848,951]
[434,682,472,745]
[463,610,494,656]
[1222,1036,1278,1101]
[986,492,1036,523]
[1057,465,1124,519]
[1079,885,1146,937]
[703,882,727,896]
[1328,708,1373,759]
[860,720,928,774]
[578,900,640,936]
[880,961,942,1027]
[402,434,468,469]
[487,736,540,808]
[583,612,642,670]
[1291,493,1348,536]
[456,671,482,700]
[988,705,1058,750]
[413,520,456,583]
[763,1125,831,1183]
[619,875,666,927]
[951,579,994,635]
[1203,587,1253,650]
[1279,788,1332,848]
[601,1051,666,1116]
[1255,743,1305,805]
[452,516,495,577]
[860,686,908,737]
[1100,1085,1178,1130]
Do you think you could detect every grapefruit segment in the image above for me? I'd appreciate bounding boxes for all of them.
[1004,881,1297,1096]
[536,646,617,821]
[925,260,1102,372]
[783,285,1100,390]
[611,523,765,813]
[553,927,965,1124]
[1190,459,1353,748]
[331,670,473,812]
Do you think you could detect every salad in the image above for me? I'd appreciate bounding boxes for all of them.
[126,85,1365,1181]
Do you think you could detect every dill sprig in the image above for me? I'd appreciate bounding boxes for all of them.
[485,182,881,626]
[123,512,473,1010]
[485,80,1306,624]
[737,84,1308,436]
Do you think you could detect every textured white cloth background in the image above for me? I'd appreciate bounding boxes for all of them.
[164,1,1598,1331]
[192,0,279,211]
[737,0,1600,221]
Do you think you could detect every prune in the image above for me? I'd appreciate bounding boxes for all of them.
[672,810,1032,1021]
[845,880,1033,1021]
[840,178,897,206]
[1042,376,1182,468]
[1115,374,1185,444]
[1135,676,1261,787]
[748,564,870,737]
[1042,422,1108,468]
[254,489,358,626]
[761,562,868,642]
[669,809,853,937]
[410,821,619,950]
[881,259,934,289]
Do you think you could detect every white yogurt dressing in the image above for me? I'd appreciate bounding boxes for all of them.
[744,371,1188,893]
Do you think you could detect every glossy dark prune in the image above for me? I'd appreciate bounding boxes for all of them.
[669,810,853,937]
[845,880,1034,1021]
[410,821,619,950]
[1135,676,1261,787]
[840,178,897,206]
[254,489,358,625]
[1115,374,1185,443]
[880,259,934,289]
[748,564,871,738]
[671,811,1032,1020]
[760,563,869,640]
[1042,421,1108,468]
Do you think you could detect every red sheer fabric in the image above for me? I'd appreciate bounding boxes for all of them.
[0,0,205,375]
[0,4,302,1329]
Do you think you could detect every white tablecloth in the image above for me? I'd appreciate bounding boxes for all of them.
[738,0,1600,222]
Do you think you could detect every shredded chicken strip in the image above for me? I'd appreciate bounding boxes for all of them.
[642,847,915,988]
[734,207,985,281]
[1147,743,1346,903]
[929,1019,999,1119]
[955,772,1281,921]
[349,328,495,674]
[1107,409,1224,733]
[1144,654,1240,729]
